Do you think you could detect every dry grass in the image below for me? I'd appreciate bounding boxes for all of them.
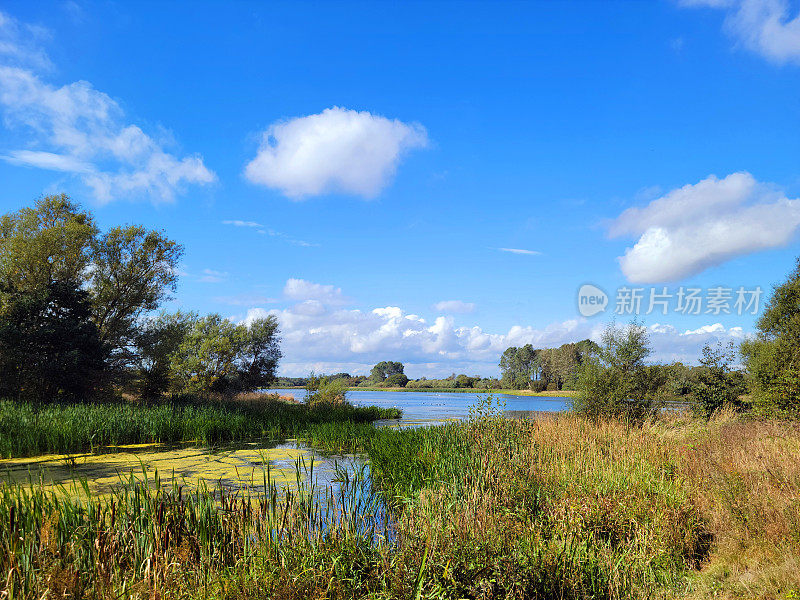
[652,409,800,598]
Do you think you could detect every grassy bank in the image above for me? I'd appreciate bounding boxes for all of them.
[2,407,799,598]
[0,397,401,458]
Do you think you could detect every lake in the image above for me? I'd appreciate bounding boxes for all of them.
[267,388,571,426]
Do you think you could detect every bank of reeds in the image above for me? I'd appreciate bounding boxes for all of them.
[0,397,401,458]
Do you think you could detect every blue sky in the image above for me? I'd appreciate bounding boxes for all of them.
[1,0,800,376]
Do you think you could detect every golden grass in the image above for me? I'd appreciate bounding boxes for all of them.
[650,410,800,598]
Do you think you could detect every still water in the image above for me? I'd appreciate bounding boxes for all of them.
[267,388,571,426]
[1,391,570,498]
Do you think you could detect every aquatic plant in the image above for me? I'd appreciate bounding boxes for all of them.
[0,398,401,458]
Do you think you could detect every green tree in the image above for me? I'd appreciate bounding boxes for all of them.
[136,311,197,398]
[0,195,97,291]
[168,314,281,396]
[90,226,183,370]
[573,321,656,420]
[739,257,800,415]
[369,361,404,383]
[0,281,105,401]
[0,196,184,391]
[690,342,745,417]
[234,315,282,391]
[385,373,409,387]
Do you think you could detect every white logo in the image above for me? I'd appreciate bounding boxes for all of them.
[577,284,608,317]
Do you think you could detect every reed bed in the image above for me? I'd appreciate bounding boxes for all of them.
[1,460,393,600]
[0,398,401,458]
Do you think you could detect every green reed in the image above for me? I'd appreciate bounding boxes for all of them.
[0,398,401,459]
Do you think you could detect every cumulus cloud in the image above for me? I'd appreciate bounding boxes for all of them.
[682,0,800,64]
[244,106,428,199]
[239,280,748,377]
[283,278,349,305]
[433,300,476,313]
[0,10,215,203]
[610,172,800,283]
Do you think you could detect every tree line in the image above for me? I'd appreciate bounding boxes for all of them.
[499,340,600,391]
[571,255,800,420]
[0,195,280,402]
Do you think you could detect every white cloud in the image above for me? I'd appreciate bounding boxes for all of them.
[433,300,476,313]
[239,280,748,377]
[610,172,800,283]
[244,106,428,199]
[0,11,215,203]
[0,10,51,70]
[498,247,542,255]
[222,220,263,228]
[283,278,349,305]
[682,0,800,64]
[222,220,318,247]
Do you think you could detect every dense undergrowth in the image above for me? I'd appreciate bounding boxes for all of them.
[0,396,401,458]
[2,402,799,599]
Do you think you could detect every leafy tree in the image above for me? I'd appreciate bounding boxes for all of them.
[233,315,282,391]
[168,314,281,396]
[385,373,409,387]
[369,361,405,383]
[306,377,349,404]
[136,311,197,398]
[90,226,183,370]
[690,342,745,417]
[0,196,184,390]
[573,321,656,420]
[0,195,97,291]
[0,281,105,401]
[741,257,800,415]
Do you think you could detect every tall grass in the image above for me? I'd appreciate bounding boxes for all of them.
[0,460,391,599]
[4,401,799,598]
[301,400,708,599]
[0,398,401,458]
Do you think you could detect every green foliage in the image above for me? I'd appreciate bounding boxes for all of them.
[0,281,105,401]
[0,195,97,291]
[369,361,404,383]
[0,196,187,398]
[741,257,800,415]
[0,396,398,458]
[90,225,183,369]
[573,321,657,420]
[306,377,350,404]
[167,314,281,395]
[500,339,599,390]
[135,311,196,398]
[690,342,746,418]
[384,373,409,387]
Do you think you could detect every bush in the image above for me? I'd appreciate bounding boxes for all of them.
[385,373,409,387]
[690,342,746,417]
[573,321,658,420]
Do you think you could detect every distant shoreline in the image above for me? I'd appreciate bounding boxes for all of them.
[270,386,578,398]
